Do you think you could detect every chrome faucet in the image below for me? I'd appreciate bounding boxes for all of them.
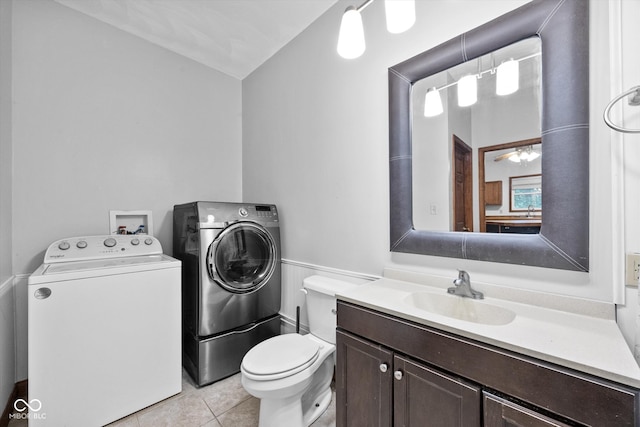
[527,205,534,218]
[448,270,484,299]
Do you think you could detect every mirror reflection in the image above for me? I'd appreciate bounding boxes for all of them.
[480,139,541,234]
[411,37,542,233]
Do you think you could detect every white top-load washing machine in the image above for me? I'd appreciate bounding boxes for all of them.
[28,235,181,427]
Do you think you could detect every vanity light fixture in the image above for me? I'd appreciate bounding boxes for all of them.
[423,88,443,117]
[337,5,366,59]
[337,0,415,59]
[457,74,478,107]
[385,0,416,34]
[496,59,519,96]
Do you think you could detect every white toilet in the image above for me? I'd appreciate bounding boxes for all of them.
[241,275,355,427]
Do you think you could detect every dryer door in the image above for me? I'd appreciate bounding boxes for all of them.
[207,222,277,293]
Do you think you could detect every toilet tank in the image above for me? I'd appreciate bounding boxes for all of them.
[303,275,357,344]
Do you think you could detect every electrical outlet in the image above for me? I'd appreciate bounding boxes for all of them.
[626,253,640,285]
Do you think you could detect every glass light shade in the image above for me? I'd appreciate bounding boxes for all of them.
[337,7,365,59]
[457,75,477,107]
[424,88,443,117]
[385,0,416,34]
[496,59,519,95]
[508,153,521,163]
[526,150,540,161]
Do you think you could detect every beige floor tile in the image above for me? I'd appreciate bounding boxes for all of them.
[137,393,215,427]
[199,373,252,416]
[200,417,223,427]
[106,413,140,427]
[216,396,260,427]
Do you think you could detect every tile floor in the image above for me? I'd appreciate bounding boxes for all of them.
[8,370,336,427]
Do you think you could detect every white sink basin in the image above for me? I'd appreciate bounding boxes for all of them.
[403,292,516,325]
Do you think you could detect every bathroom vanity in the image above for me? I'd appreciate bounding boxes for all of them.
[335,277,640,427]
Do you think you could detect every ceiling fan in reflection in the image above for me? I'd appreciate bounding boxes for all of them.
[494,145,540,163]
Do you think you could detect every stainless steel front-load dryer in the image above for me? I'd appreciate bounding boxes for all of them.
[173,201,281,386]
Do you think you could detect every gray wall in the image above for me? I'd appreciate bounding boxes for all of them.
[0,0,14,412]
[3,0,243,385]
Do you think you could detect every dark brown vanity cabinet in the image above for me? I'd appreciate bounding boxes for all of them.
[336,330,481,427]
[336,301,640,427]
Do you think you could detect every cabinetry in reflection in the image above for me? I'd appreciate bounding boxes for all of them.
[336,301,639,427]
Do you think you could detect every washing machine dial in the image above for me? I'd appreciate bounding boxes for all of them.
[144,238,153,245]
[131,238,140,246]
[58,241,70,251]
[239,207,248,217]
[103,238,117,248]
[76,240,87,249]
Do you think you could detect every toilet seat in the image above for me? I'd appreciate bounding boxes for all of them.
[242,334,321,381]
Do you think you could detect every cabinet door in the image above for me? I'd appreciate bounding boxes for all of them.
[484,393,572,427]
[394,355,481,427]
[336,330,393,427]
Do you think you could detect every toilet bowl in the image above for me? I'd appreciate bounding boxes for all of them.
[240,275,356,427]
[241,334,334,426]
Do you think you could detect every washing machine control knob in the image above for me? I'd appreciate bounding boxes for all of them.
[239,207,248,217]
[144,238,154,245]
[103,238,117,248]
[131,238,140,246]
[58,241,70,251]
[76,240,87,249]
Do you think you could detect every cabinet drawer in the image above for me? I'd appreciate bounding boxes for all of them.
[484,393,572,427]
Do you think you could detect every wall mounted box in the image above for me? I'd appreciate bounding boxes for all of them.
[109,210,153,235]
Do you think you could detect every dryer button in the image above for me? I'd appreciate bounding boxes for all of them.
[104,238,117,248]
[239,207,248,217]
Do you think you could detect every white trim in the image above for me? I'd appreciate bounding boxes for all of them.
[608,0,626,304]
[281,259,381,282]
[278,313,309,334]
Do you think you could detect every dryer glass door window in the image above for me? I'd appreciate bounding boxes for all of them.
[207,222,276,293]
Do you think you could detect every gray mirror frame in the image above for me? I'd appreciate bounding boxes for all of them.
[389,0,589,271]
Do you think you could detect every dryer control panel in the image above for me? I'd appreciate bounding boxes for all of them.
[193,202,279,229]
[44,235,163,263]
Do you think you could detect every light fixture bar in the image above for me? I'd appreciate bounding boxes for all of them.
[356,0,375,12]
[429,51,540,92]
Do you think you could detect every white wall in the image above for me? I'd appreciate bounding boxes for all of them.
[7,0,243,382]
[12,0,242,274]
[243,0,620,302]
[615,0,640,358]
[0,0,15,411]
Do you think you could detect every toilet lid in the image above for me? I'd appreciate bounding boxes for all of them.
[242,334,320,380]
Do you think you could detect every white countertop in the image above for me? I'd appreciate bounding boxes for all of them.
[336,277,640,388]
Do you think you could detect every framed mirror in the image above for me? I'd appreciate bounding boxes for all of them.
[389,0,589,271]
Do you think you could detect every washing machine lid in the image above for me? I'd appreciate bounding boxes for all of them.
[242,334,320,380]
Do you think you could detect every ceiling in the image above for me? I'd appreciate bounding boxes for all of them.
[53,0,338,80]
